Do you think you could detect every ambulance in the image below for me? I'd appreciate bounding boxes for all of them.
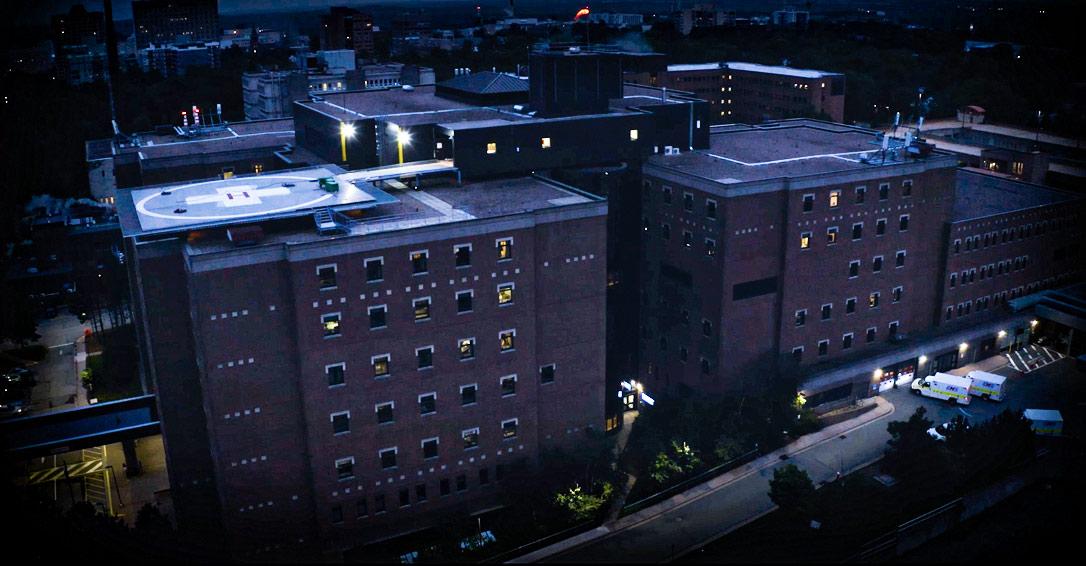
[910,372,972,405]
[966,370,1007,401]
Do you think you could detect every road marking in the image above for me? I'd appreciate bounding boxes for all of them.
[48,342,75,349]
[958,408,973,418]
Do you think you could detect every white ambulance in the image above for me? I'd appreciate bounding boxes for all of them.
[910,372,972,405]
[966,370,1007,401]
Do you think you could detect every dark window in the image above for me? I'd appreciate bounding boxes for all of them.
[876,218,886,236]
[331,504,343,524]
[702,320,712,336]
[821,304,832,320]
[369,306,386,329]
[892,287,903,302]
[899,215,909,231]
[795,309,807,327]
[332,413,350,434]
[500,375,516,397]
[818,340,828,356]
[374,494,386,513]
[457,291,473,313]
[422,438,438,459]
[365,258,383,282]
[379,449,397,470]
[399,488,409,507]
[318,266,337,289]
[662,223,671,240]
[356,499,368,518]
[327,364,345,387]
[802,194,814,212]
[873,256,883,272]
[889,321,899,336]
[376,403,394,424]
[682,230,693,247]
[700,358,711,374]
[336,458,354,480]
[411,251,428,274]
[456,474,467,492]
[662,187,672,204]
[849,260,860,278]
[417,347,433,369]
[792,347,803,362]
[683,192,694,211]
[461,385,477,406]
[896,251,906,268]
[902,180,913,196]
[846,298,856,313]
[706,200,717,219]
[455,245,471,267]
[879,183,889,201]
[852,223,863,240]
[855,186,866,203]
[419,394,436,415]
[842,334,853,349]
[679,347,688,362]
[540,364,556,384]
[950,274,957,287]
[416,484,427,502]
[866,328,876,342]
[440,479,450,496]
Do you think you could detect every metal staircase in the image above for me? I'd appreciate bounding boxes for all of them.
[314,207,350,236]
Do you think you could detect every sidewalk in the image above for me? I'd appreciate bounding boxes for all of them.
[512,396,895,563]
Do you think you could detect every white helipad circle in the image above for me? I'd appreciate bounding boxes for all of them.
[135,175,336,222]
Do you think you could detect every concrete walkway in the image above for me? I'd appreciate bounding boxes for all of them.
[512,397,895,563]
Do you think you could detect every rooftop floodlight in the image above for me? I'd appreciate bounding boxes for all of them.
[340,122,356,138]
[397,129,412,146]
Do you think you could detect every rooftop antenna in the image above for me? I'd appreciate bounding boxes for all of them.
[892,111,900,137]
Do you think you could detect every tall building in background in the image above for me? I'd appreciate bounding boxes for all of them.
[319,7,375,60]
[50,4,107,84]
[133,0,220,49]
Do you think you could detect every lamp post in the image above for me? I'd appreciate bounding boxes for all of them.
[396,128,412,164]
[339,121,355,163]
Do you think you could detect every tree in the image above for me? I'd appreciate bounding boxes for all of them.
[553,482,615,522]
[0,282,40,345]
[883,406,942,478]
[768,464,815,515]
[649,440,702,485]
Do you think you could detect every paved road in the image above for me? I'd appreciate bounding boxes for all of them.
[542,357,1078,563]
[24,315,91,413]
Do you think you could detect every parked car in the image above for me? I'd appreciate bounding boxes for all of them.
[927,419,970,442]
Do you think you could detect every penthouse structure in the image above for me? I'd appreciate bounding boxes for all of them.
[627,62,846,124]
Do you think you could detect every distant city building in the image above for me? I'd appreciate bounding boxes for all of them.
[138,42,220,77]
[242,71,308,120]
[677,3,734,35]
[319,6,375,60]
[50,4,107,84]
[5,41,56,75]
[772,7,811,29]
[626,61,846,124]
[588,12,645,28]
[133,0,220,49]
[220,27,286,50]
[957,105,986,124]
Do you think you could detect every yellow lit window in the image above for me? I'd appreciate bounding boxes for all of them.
[253,163,263,173]
[541,137,551,149]
[486,142,497,154]
[373,356,389,377]
[829,190,840,208]
[499,330,515,352]
[498,284,513,305]
[413,298,431,321]
[459,338,475,359]
[322,314,341,337]
[629,129,639,141]
[800,232,811,249]
[827,228,838,244]
[497,238,512,260]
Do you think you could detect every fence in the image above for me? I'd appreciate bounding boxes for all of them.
[620,448,761,517]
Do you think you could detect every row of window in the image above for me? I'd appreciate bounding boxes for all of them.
[794,287,903,326]
[316,239,514,290]
[792,321,902,360]
[945,277,1071,321]
[952,217,1072,254]
[652,222,719,256]
[800,216,909,249]
[948,256,1029,288]
[329,464,515,524]
[847,251,908,277]
[654,339,715,374]
[329,419,519,469]
[801,180,912,213]
[320,286,515,336]
[325,353,555,386]
[484,130,638,155]
[654,184,719,221]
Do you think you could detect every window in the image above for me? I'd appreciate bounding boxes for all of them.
[802,194,814,212]
[460,384,477,406]
[454,244,471,268]
[706,199,718,220]
[419,393,436,415]
[876,218,886,236]
[950,274,957,288]
[459,337,476,360]
[496,237,513,261]
[888,321,900,336]
[800,231,812,249]
[902,179,913,197]
[817,340,829,356]
[682,230,693,248]
[498,283,514,305]
[502,419,518,439]
[457,290,474,313]
[946,306,953,321]
[462,428,480,449]
[794,309,807,327]
[500,375,517,397]
[705,238,717,256]
[866,327,876,343]
[379,448,397,470]
[849,260,860,278]
[326,363,346,387]
[792,347,803,362]
[829,190,840,208]
[413,297,431,321]
[855,186,866,204]
[899,215,910,231]
[322,313,341,338]
[499,329,516,352]
[416,484,428,502]
[846,297,857,314]
[821,303,832,321]
[852,223,863,240]
[331,411,350,435]
[317,264,337,289]
[629,129,639,141]
[440,479,450,496]
[376,402,394,424]
[702,319,713,337]
[895,250,906,268]
[356,499,368,518]
[953,239,961,254]
[662,186,672,204]
[679,347,689,362]
[539,364,556,385]
[335,457,355,480]
[869,292,880,309]
[374,494,387,513]
[331,505,343,524]
[422,437,439,459]
[683,192,694,211]
[369,305,387,329]
[486,142,497,154]
[365,257,383,282]
[878,183,889,201]
[372,354,390,378]
[661,223,671,240]
[411,250,429,275]
[842,333,854,350]
[541,137,551,149]
[456,474,467,492]
[872,256,883,273]
[826,227,839,244]
[479,468,490,485]
[892,286,903,303]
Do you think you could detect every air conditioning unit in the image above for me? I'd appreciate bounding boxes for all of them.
[665,146,680,156]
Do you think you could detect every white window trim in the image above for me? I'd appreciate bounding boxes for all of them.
[849,260,860,279]
[496,236,514,261]
[421,437,439,459]
[499,328,516,352]
[846,297,857,314]
[683,191,694,211]
[817,339,829,355]
[795,309,807,326]
[501,418,518,440]
[416,345,434,369]
[802,193,815,211]
[322,312,342,338]
[899,214,910,230]
[879,182,890,197]
[331,410,350,435]
[460,383,478,406]
[792,346,804,356]
[462,427,481,448]
[334,456,355,480]
[866,327,877,341]
[876,217,887,234]
[873,255,884,272]
[540,363,556,384]
[459,337,476,360]
[418,392,437,415]
[896,250,906,268]
[378,447,398,468]
[316,263,338,290]
[820,303,833,320]
[842,332,854,348]
[888,320,901,333]
[500,374,517,397]
[454,243,472,268]
[892,286,904,302]
[409,249,429,275]
[364,256,384,282]
[705,198,718,219]
[367,304,388,329]
[852,222,864,240]
[497,282,515,306]
[372,353,391,378]
[413,296,432,322]
[325,362,347,388]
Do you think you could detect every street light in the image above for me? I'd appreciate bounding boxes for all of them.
[339,122,356,163]
[392,124,411,164]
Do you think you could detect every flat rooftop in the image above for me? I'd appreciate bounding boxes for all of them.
[650,121,939,185]
[87,118,295,161]
[296,85,474,121]
[952,168,1080,221]
[666,61,841,79]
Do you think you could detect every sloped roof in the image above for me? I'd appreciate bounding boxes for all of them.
[438,71,528,95]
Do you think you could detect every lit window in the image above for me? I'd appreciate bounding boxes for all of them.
[800,232,811,249]
[826,227,838,244]
[335,457,354,480]
[416,346,433,369]
[459,338,475,360]
[376,401,394,424]
[418,393,436,415]
[317,264,337,289]
[326,363,345,387]
[368,305,387,329]
[496,238,513,260]
[829,190,840,208]
[379,448,397,470]
[456,290,473,313]
[869,292,880,308]
[411,250,429,274]
[487,142,497,154]
[462,427,480,449]
[497,283,514,305]
[372,354,390,378]
[454,244,471,267]
[501,418,518,439]
[322,313,341,338]
[629,129,639,141]
[499,329,516,352]
[422,437,439,459]
[413,297,431,321]
[500,375,517,397]
[540,364,556,384]
[541,137,551,149]
[460,384,477,405]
